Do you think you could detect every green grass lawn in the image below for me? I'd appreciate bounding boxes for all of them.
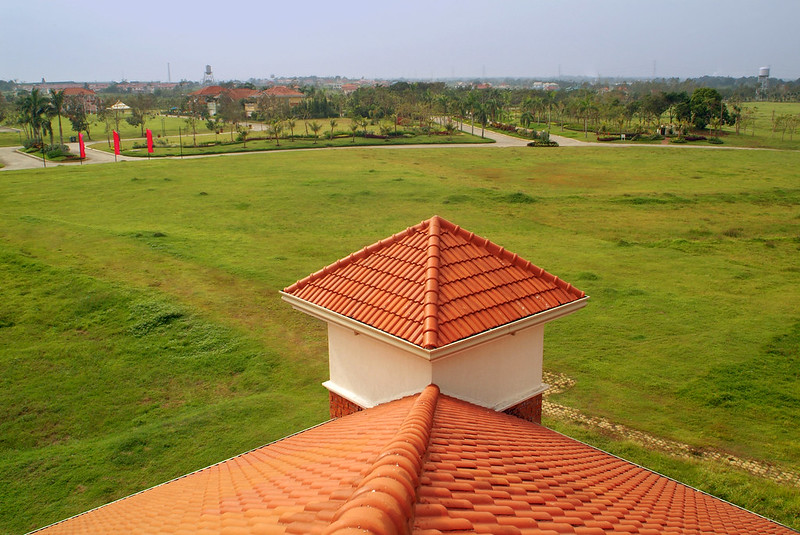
[0,146,798,532]
[92,130,489,157]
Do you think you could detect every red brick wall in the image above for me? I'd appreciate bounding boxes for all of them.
[503,393,542,424]
[329,391,364,418]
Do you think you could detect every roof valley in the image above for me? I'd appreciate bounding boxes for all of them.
[324,385,440,535]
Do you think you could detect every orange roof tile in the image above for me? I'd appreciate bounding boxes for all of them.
[190,86,259,100]
[284,216,586,349]
[34,386,794,534]
[62,87,95,96]
[262,85,305,98]
[192,85,225,96]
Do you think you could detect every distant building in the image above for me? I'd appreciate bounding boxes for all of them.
[260,85,305,108]
[190,86,260,117]
[62,87,99,114]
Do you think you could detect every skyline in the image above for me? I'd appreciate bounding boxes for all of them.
[2,1,799,83]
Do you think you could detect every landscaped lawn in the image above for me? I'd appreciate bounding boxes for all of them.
[0,146,798,532]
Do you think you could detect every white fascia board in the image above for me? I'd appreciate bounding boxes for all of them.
[280,292,432,359]
[280,292,589,362]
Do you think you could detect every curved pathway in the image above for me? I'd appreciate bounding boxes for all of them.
[542,371,799,488]
[0,120,774,172]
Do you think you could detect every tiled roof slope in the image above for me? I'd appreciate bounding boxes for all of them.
[263,85,305,97]
[35,386,795,535]
[283,216,585,349]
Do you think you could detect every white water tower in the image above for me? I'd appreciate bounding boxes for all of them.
[202,64,215,86]
[757,66,769,101]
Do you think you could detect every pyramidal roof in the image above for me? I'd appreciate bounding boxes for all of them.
[283,216,586,349]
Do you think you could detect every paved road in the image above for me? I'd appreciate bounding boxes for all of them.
[0,122,772,172]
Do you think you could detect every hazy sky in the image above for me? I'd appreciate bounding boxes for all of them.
[3,0,798,83]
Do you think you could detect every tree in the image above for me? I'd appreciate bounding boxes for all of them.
[640,93,668,127]
[576,95,596,138]
[270,118,283,146]
[127,94,155,137]
[206,117,222,141]
[329,118,338,139]
[182,97,207,147]
[444,119,456,140]
[286,118,296,141]
[17,89,50,143]
[349,117,360,142]
[0,92,8,123]
[473,101,488,138]
[50,90,66,146]
[689,88,728,130]
[309,121,322,144]
[216,94,242,141]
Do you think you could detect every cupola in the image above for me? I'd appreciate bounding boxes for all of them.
[281,216,588,423]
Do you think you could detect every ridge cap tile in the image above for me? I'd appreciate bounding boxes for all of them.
[283,217,586,349]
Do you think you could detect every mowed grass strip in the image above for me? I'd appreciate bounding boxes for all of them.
[0,146,798,531]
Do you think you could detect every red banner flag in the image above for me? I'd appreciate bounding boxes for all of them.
[146,129,154,153]
[113,131,121,156]
[78,133,86,159]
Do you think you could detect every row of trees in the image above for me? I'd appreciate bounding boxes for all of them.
[3,80,792,146]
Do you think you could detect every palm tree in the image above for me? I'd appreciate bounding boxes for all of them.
[349,118,360,142]
[19,89,50,144]
[51,90,66,146]
[286,118,296,141]
[577,95,595,138]
[270,118,283,146]
[309,121,322,144]
[329,118,338,140]
[474,102,488,138]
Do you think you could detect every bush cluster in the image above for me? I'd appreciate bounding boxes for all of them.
[44,144,70,158]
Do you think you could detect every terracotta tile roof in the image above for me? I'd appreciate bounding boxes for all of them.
[227,88,259,100]
[262,85,305,98]
[192,85,225,96]
[190,87,258,100]
[34,386,794,534]
[284,216,585,349]
[62,87,95,96]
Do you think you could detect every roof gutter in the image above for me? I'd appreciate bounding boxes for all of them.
[280,292,589,362]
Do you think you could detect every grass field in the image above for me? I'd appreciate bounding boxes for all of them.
[0,146,799,532]
[497,101,800,149]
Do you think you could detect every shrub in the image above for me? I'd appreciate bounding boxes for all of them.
[685,135,707,142]
[708,137,724,144]
[597,136,617,142]
[22,139,42,150]
[670,137,688,144]
[44,144,70,158]
[527,140,559,147]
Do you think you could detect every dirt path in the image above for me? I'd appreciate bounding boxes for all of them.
[542,371,800,487]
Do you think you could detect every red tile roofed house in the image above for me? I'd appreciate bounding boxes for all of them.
[190,86,260,117]
[31,217,796,535]
[62,87,98,114]
[260,85,306,108]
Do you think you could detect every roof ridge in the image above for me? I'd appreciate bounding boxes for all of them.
[324,385,440,535]
[422,217,443,349]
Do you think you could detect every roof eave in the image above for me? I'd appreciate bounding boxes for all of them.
[280,292,589,362]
